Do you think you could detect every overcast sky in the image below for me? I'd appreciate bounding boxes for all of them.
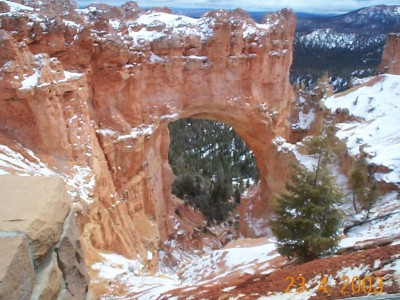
[76,0,399,14]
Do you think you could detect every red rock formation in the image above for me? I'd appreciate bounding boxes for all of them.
[0,1,296,261]
[378,33,400,75]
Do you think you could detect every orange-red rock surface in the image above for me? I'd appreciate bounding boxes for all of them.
[378,33,400,75]
[0,0,296,261]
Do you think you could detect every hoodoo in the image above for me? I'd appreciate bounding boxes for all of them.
[378,33,400,75]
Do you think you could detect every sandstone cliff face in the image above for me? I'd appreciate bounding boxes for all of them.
[0,0,296,260]
[378,33,400,75]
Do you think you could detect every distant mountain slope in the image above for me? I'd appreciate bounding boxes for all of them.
[292,5,400,91]
[297,29,385,51]
[297,5,400,34]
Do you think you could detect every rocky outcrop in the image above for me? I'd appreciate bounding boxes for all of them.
[378,33,400,74]
[0,176,70,262]
[57,212,90,299]
[0,175,89,299]
[31,252,63,300]
[0,234,35,300]
[0,1,296,262]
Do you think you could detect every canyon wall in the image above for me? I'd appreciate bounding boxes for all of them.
[0,0,296,261]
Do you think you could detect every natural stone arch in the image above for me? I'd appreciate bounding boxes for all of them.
[82,9,297,258]
[0,5,297,260]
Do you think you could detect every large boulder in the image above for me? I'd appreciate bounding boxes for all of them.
[56,212,90,299]
[30,252,63,300]
[0,234,35,300]
[0,175,70,263]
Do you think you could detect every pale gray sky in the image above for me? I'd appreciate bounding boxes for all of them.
[76,0,400,14]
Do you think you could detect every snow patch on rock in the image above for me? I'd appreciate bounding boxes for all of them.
[0,0,33,12]
[0,144,56,176]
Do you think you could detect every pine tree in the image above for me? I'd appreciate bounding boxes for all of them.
[303,127,336,184]
[349,157,368,212]
[349,157,379,218]
[270,132,343,262]
[360,183,378,220]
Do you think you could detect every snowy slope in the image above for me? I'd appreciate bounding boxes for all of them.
[91,238,282,300]
[0,0,33,12]
[91,211,400,300]
[292,5,400,94]
[296,5,400,34]
[296,29,385,51]
[340,192,400,248]
[324,74,400,186]
[343,5,400,28]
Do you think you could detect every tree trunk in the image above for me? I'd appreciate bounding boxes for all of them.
[343,211,400,235]
[352,192,358,212]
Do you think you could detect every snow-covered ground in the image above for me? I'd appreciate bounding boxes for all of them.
[273,136,317,171]
[272,74,400,250]
[340,192,400,248]
[324,74,400,186]
[90,238,282,300]
[273,139,400,250]
[90,182,400,299]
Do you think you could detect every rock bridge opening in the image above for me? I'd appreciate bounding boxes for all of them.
[145,97,294,243]
[168,117,258,227]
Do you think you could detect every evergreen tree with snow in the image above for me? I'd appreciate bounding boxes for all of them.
[349,157,368,212]
[349,156,379,218]
[270,131,343,261]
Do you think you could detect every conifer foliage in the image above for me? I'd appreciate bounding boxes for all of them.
[349,157,378,218]
[270,131,343,261]
[168,118,258,222]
